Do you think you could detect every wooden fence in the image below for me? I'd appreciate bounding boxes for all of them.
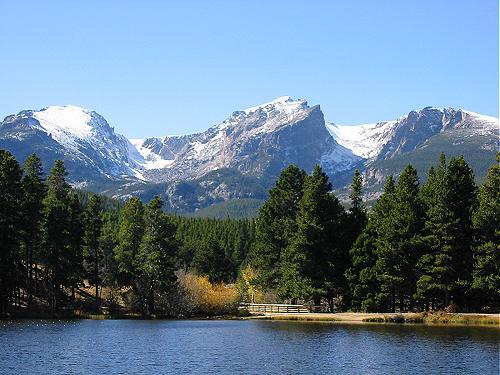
[240,303,329,314]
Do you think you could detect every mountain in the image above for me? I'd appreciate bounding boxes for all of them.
[0,105,148,185]
[0,99,497,213]
[326,107,498,200]
[131,96,361,183]
[327,107,497,161]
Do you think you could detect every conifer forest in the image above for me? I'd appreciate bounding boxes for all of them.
[0,150,498,317]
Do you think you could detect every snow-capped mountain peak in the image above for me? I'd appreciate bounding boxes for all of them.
[33,105,93,141]
[327,107,499,161]
[242,96,307,115]
[1,99,497,201]
[461,110,499,129]
[0,105,147,181]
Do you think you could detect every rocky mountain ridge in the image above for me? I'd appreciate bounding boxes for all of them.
[0,98,497,212]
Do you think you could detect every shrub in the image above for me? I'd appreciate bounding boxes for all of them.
[177,270,239,316]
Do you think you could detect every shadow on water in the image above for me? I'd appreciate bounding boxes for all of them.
[251,319,500,343]
[0,319,498,374]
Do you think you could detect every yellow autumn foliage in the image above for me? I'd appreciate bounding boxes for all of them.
[177,271,239,316]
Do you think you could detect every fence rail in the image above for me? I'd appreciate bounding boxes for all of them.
[240,303,328,314]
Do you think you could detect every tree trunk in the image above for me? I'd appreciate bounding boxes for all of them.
[314,296,321,307]
[95,249,100,311]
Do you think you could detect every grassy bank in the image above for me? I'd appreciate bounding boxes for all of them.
[247,312,500,326]
[362,312,499,325]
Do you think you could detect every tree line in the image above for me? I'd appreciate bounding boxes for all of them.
[0,149,498,316]
[0,151,254,316]
[248,154,499,312]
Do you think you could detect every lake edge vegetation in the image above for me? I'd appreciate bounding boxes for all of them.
[0,150,498,318]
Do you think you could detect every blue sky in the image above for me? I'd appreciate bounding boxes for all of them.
[0,0,498,138]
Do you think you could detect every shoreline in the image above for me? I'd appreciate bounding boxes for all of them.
[2,311,499,327]
[244,312,500,327]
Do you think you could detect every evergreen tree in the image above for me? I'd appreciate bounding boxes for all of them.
[0,150,23,312]
[347,169,368,243]
[137,196,178,315]
[251,165,306,290]
[345,225,379,311]
[416,157,454,309]
[343,169,368,309]
[65,192,84,301]
[99,211,120,288]
[83,194,103,308]
[446,156,477,307]
[42,160,72,309]
[114,197,144,286]
[21,154,46,306]
[374,165,424,311]
[368,175,396,311]
[417,154,478,310]
[66,193,84,302]
[278,165,347,307]
[191,236,231,283]
[470,155,500,311]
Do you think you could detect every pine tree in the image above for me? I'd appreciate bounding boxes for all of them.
[345,225,379,311]
[83,194,103,309]
[66,192,84,302]
[369,175,397,311]
[114,197,144,286]
[346,174,394,313]
[191,236,231,283]
[21,154,46,306]
[347,169,367,243]
[137,196,178,315]
[380,165,424,311]
[99,211,120,288]
[0,150,23,312]
[42,160,72,309]
[470,155,500,311]
[446,156,477,307]
[417,154,478,310]
[251,165,306,290]
[278,165,347,307]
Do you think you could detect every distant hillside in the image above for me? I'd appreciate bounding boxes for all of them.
[187,199,264,219]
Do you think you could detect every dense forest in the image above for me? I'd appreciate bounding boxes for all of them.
[0,150,498,317]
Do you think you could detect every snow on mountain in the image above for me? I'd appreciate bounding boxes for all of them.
[129,138,174,170]
[0,105,146,181]
[461,110,499,132]
[326,107,499,161]
[33,105,93,144]
[133,96,360,182]
[326,120,397,160]
[1,99,498,197]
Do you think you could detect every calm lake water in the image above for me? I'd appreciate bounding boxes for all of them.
[0,319,498,374]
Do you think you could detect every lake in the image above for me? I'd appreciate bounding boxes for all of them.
[0,319,498,374]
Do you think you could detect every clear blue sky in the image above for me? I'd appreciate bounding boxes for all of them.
[0,0,498,138]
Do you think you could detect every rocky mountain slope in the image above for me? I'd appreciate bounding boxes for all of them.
[0,98,497,213]
[131,96,361,183]
[0,105,149,184]
[327,107,498,198]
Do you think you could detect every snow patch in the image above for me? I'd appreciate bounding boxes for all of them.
[33,105,92,142]
[320,143,362,172]
[326,120,396,160]
[243,96,293,114]
[462,110,499,128]
[129,138,174,170]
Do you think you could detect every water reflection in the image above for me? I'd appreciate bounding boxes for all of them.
[0,319,498,375]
